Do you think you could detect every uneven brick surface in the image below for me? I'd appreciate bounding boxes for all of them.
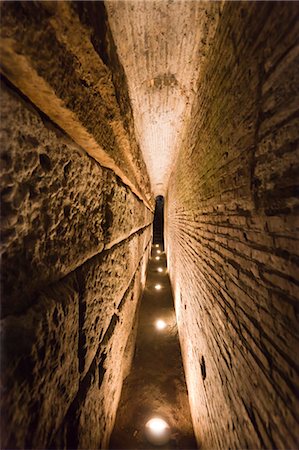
[0,82,152,317]
[166,3,299,449]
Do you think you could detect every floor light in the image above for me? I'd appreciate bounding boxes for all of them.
[157,267,163,273]
[155,284,162,290]
[155,319,166,330]
[145,417,170,445]
[155,256,160,261]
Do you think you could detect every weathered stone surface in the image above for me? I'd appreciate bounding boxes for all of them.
[0,1,152,207]
[1,275,79,449]
[77,265,145,450]
[0,82,152,317]
[0,3,155,449]
[78,226,152,377]
[104,175,152,249]
[72,1,152,205]
[166,3,299,449]
[51,247,150,450]
[1,235,151,450]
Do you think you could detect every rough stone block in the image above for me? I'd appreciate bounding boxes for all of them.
[0,1,152,206]
[0,83,152,316]
[1,236,151,450]
[103,173,153,247]
[77,263,144,450]
[78,227,151,377]
[0,275,79,449]
[52,253,148,450]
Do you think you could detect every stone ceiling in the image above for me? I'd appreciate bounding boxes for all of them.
[105,0,221,197]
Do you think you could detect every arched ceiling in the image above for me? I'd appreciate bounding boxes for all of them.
[105,1,221,196]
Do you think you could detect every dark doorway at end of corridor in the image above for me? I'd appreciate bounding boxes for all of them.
[153,195,164,247]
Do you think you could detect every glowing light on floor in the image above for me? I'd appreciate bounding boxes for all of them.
[155,319,166,330]
[145,417,170,445]
[155,284,162,290]
[155,244,159,248]
[155,256,160,260]
[157,250,161,254]
[157,267,163,273]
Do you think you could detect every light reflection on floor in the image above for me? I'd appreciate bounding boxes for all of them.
[110,243,197,450]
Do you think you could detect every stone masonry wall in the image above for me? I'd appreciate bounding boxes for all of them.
[0,1,153,208]
[0,3,153,448]
[165,3,299,449]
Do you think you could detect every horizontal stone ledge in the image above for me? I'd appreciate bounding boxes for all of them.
[1,82,153,317]
[55,246,151,450]
[0,1,153,210]
[1,236,151,450]
[78,227,152,378]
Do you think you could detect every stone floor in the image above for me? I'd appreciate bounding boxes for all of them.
[110,244,197,449]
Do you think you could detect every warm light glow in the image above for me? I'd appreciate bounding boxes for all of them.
[157,267,163,273]
[157,250,161,254]
[155,284,162,290]
[146,417,169,434]
[155,244,159,248]
[155,319,166,330]
[145,417,170,445]
[155,256,160,260]
[106,2,208,197]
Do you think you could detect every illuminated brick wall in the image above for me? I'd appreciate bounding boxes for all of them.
[166,3,299,449]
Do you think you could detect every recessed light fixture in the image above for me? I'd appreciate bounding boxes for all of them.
[155,284,162,290]
[157,267,163,273]
[155,244,159,248]
[155,319,166,330]
[155,256,160,260]
[145,417,170,445]
[157,250,161,254]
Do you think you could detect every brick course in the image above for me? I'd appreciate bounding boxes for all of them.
[166,3,299,449]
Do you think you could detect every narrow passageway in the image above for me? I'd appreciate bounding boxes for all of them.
[111,197,196,448]
[0,2,298,449]
[110,242,196,449]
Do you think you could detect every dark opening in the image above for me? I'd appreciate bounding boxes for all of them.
[200,356,206,381]
[153,195,164,247]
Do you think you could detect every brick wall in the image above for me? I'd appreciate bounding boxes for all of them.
[165,3,299,449]
[0,3,153,448]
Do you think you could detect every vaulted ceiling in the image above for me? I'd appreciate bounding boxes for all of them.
[106,0,221,196]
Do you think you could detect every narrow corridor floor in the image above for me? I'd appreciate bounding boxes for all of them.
[110,244,197,449]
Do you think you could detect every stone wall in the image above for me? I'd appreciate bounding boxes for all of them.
[165,3,299,449]
[0,1,153,208]
[0,2,153,448]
